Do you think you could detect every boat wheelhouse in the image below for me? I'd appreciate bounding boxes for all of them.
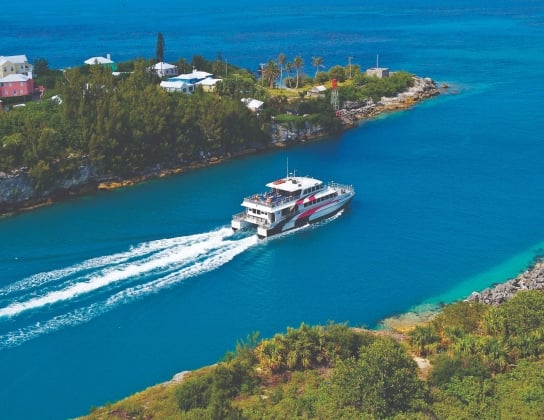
[232,173,355,238]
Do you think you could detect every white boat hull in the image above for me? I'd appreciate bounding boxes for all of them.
[255,194,353,238]
[231,174,355,239]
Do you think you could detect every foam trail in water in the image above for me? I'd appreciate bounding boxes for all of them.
[0,227,252,319]
[0,228,232,296]
[0,232,258,349]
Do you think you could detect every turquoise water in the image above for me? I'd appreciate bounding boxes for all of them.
[1,1,544,418]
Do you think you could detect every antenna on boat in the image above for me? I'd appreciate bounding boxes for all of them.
[286,157,289,178]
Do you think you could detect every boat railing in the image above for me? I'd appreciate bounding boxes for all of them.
[243,192,294,207]
[233,210,268,226]
[232,211,247,222]
[328,182,355,193]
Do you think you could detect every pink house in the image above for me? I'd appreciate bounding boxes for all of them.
[0,55,34,98]
[0,74,34,98]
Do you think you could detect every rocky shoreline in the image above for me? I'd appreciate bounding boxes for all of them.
[380,257,544,332]
[466,258,544,306]
[0,76,441,217]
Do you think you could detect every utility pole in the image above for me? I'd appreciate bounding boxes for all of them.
[348,56,353,79]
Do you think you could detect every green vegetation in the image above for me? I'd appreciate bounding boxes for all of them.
[80,290,544,419]
[1,52,416,195]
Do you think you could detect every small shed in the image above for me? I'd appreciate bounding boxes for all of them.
[307,85,327,97]
[366,67,390,78]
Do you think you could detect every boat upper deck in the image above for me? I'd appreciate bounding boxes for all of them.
[265,176,323,193]
[243,177,354,209]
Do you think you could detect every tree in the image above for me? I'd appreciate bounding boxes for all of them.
[312,56,324,78]
[327,65,346,83]
[329,338,426,418]
[278,53,286,89]
[408,324,440,356]
[293,56,304,88]
[284,62,294,88]
[262,60,280,88]
[156,32,165,63]
[33,58,49,77]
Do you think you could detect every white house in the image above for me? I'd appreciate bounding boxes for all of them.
[84,54,114,65]
[0,55,33,78]
[161,69,218,94]
[168,69,213,85]
[150,62,179,78]
[84,54,117,71]
[159,80,194,94]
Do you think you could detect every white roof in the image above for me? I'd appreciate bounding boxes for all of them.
[84,56,114,65]
[0,55,28,65]
[172,69,213,80]
[266,176,322,192]
[160,80,190,89]
[152,62,177,70]
[310,85,327,92]
[241,98,264,110]
[197,78,221,86]
[0,74,31,83]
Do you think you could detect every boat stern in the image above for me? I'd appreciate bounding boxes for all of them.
[231,211,249,231]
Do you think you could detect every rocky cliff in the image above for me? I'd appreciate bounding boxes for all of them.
[0,161,99,214]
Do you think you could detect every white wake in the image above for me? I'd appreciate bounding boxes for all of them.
[0,227,258,349]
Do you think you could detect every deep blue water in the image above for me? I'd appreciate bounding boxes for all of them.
[1,1,544,419]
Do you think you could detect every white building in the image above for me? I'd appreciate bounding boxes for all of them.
[197,77,221,92]
[160,69,218,94]
[84,54,115,66]
[366,67,390,78]
[159,80,194,94]
[0,55,33,78]
[150,62,179,78]
[307,85,327,97]
[168,69,213,84]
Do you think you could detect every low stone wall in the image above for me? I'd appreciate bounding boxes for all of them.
[467,260,544,306]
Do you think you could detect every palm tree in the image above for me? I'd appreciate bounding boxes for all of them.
[408,324,440,357]
[285,61,294,88]
[278,53,286,89]
[293,56,304,88]
[312,56,324,78]
[262,60,280,88]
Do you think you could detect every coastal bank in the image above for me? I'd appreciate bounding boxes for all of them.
[0,76,440,217]
[381,256,544,332]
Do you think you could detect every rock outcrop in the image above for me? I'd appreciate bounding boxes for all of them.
[467,260,544,306]
[336,76,440,126]
[0,159,99,214]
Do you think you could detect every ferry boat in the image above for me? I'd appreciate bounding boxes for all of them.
[231,173,355,238]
